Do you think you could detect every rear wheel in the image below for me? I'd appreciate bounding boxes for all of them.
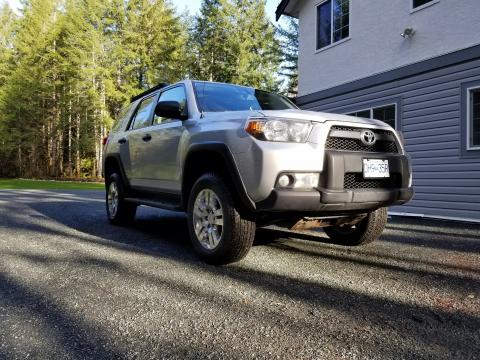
[106,173,137,225]
[187,173,255,264]
[324,207,388,246]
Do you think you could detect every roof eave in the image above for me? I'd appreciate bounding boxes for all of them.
[275,0,299,21]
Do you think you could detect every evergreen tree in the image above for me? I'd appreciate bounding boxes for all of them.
[0,4,17,175]
[0,4,16,88]
[0,0,287,179]
[190,0,236,82]
[191,0,281,91]
[0,0,63,177]
[121,0,188,91]
[230,0,281,90]
[277,17,298,97]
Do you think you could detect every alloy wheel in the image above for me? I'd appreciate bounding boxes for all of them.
[193,189,224,250]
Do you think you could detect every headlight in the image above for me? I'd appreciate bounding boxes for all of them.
[245,118,312,143]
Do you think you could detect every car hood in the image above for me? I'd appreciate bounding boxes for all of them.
[201,109,390,129]
[255,109,389,128]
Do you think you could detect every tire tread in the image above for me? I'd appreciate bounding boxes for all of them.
[187,173,255,264]
[324,207,387,246]
[106,173,137,225]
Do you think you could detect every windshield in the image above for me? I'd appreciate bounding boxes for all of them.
[193,81,297,112]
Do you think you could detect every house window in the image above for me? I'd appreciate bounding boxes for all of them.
[316,0,350,50]
[412,0,436,9]
[468,87,480,149]
[347,104,397,129]
[373,105,396,129]
[349,110,370,118]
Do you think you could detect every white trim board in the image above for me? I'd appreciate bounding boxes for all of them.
[466,85,480,150]
[388,211,480,224]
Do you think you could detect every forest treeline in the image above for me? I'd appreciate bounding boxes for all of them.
[0,0,298,179]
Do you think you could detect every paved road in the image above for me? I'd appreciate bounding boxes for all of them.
[0,190,479,360]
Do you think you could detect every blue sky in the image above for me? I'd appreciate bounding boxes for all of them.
[175,0,280,20]
[4,0,281,21]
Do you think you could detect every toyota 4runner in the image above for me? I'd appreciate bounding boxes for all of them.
[103,80,413,264]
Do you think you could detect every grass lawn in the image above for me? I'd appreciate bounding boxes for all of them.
[0,179,104,191]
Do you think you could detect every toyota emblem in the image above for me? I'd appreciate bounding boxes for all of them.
[360,130,376,146]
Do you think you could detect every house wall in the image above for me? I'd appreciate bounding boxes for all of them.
[297,0,480,96]
[299,57,480,222]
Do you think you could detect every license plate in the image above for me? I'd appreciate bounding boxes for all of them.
[363,159,390,178]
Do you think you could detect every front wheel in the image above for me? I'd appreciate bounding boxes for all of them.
[323,207,388,246]
[187,173,256,265]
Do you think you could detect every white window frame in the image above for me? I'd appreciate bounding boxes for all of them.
[467,85,480,150]
[315,0,351,53]
[345,103,398,129]
[410,0,439,14]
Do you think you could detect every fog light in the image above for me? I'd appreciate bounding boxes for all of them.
[292,173,319,189]
[278,174,292,187]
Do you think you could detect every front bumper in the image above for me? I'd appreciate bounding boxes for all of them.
[256,187,414,212]
[256,150,414,213]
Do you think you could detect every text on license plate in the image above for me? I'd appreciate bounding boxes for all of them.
[363,159,390,178]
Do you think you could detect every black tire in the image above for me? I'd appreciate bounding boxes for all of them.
[323,207,388,246]
[106,173,137,225]
[187,173,256,265]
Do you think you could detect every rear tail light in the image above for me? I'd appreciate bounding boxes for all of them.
[102,136,109,146]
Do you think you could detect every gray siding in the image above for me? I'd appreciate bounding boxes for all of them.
[300,58,480,222]
[295,0,480,96]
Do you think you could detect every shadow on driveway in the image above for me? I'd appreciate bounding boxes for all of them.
[1,190,479,359]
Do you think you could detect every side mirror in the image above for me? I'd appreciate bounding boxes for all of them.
[154,101,188,120]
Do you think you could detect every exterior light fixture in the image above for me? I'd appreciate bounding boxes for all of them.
[401,28,416,38]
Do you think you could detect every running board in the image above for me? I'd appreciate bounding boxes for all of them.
[124,197,183,212]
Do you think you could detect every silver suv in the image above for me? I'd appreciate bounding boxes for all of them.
[103,80,413,264]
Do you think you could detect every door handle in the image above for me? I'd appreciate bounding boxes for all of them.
[142,134,152,142]
[118,137,127,144]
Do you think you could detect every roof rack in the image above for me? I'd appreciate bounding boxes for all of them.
[130,82,169,102]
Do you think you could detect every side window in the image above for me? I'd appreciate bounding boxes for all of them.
[130,95,156,130]
[111,105,132,133]
[154,86,188,125]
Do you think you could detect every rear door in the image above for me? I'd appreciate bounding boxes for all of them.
[111,103,137,180]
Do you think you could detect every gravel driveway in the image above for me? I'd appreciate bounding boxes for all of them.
[0,190,479,359]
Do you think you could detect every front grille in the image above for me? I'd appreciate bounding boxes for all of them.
[326,137,398,153]
[326,126,399,153]
[343,173,401,190]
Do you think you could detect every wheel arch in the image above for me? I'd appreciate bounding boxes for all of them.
[103,154,130,189]
[182,143,256,213]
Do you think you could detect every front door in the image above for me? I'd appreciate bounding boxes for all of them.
[142,85,189,193]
